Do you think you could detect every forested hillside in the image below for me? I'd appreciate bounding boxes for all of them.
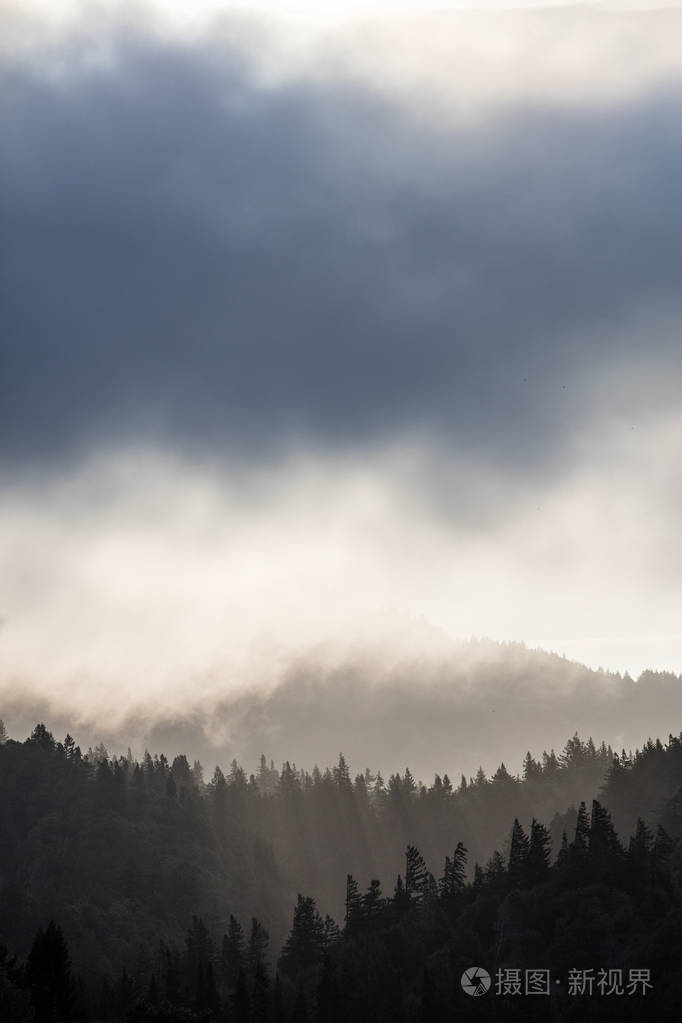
[7,641,682,785]
[1,722,682,1020]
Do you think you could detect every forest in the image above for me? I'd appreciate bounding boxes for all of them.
[1,719,681,1021]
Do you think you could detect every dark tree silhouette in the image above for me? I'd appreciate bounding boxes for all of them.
[279,896,325,981]
[507,818,529,889]
[344,874,361,933]
[27,920,79,1022]
[222,914,246,989]
[525,818,551,885]
[405,845,428,901]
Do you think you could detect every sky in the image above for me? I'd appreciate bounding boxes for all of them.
[2,2,682,747]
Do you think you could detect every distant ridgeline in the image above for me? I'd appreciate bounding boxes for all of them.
[1,721,681,1021]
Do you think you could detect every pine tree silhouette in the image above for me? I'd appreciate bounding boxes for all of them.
[525,818,551,885]
[507,819,529,889]
[405,845,428,901]
[27,920,79,1022]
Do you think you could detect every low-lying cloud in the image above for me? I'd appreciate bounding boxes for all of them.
[1,419,681,724]
[2,4,682,770]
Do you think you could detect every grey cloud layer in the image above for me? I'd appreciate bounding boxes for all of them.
[2,25,682,473]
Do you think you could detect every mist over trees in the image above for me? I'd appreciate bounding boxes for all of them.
[5,640,682,784]
[1,715,682,1020]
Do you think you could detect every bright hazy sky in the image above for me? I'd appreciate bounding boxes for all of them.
[2,2,682,730]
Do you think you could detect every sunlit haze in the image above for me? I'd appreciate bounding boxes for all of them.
[2,1,682,769]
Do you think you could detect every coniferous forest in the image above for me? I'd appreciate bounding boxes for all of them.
[1,720,682,1021]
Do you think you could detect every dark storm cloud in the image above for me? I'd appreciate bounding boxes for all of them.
[2,27,681,472]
